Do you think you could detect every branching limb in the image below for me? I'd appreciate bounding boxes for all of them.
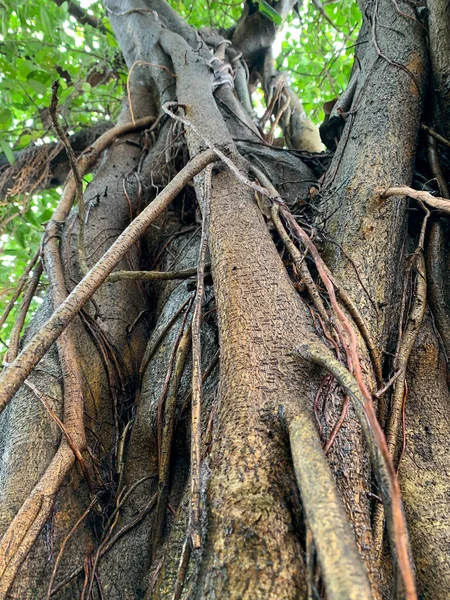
[52,0,107,31]
[380,186,450,215]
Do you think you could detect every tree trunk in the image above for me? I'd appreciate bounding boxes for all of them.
[1,0,450,599]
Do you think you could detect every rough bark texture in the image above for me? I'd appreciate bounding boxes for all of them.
[1,0,450,599]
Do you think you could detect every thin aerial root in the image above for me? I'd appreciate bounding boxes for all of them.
[171,534,192,600]
[0,249,40,332]
[323,395,350,455]
[427,221,450,359]
[49,81,87,273]
[190,164,212,549]
[387,252,426,465]
[246,166,382,386]
[49,494,157,597]
[140,295,194,383]
[156,305,193,471]
[271,204,330,325]
[153,324,192,555]
[426,135,450,360]
[373,253,426,554]
[331,284,383,386]
[46,496,98,600]
[297,341,417,600]
[4,260,43,363]
[280,205,383,389]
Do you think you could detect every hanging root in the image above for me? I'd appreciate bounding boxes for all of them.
[153,321,192,555]
[286,405,372,600]
[4,260,43,363]
[189,164,212,549]
[171,534,192,600]
[49,81,87,274]
[0,117,209,597]
[387,252,426,466]
[297,342,417,599]
[426,134,450,360]
[427,222,450,359]
[372,251,426,553]
[0,249,40,334]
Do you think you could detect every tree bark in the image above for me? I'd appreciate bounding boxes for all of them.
[1,0,450,598]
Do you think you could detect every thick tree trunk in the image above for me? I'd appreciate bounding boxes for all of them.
[1,0,450,599]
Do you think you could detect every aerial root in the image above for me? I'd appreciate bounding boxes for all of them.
[48,492,157,598]
[0,444,76,599]
[189,164,212,549]
[297,342,417,600]
[0,113,194,597]
[0,148,217,411]
[372,251,426,554]
[0,249,40,334]
[426,135,450,361]
[49,81,87,274]
[153,314,192,556]
[286,406,372,600]
[4,259,43,363]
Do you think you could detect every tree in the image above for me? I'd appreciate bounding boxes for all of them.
[0,0,449,598]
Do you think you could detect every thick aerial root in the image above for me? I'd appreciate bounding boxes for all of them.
[0,444,75,599]
[287,410,372,600]
[298,341,417,600]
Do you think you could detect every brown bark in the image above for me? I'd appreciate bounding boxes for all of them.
[1,0,450,598]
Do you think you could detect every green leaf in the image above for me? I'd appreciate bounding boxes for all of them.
[257,0,282,25]
[27,70,52,95]
[0,141,15,165]
[40,5,53,39]
[17,134,32,149]
[0,108,12,125]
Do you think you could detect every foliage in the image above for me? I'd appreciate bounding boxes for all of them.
[0,0,359,354]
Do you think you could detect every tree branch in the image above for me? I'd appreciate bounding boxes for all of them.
[52,0,107,32]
